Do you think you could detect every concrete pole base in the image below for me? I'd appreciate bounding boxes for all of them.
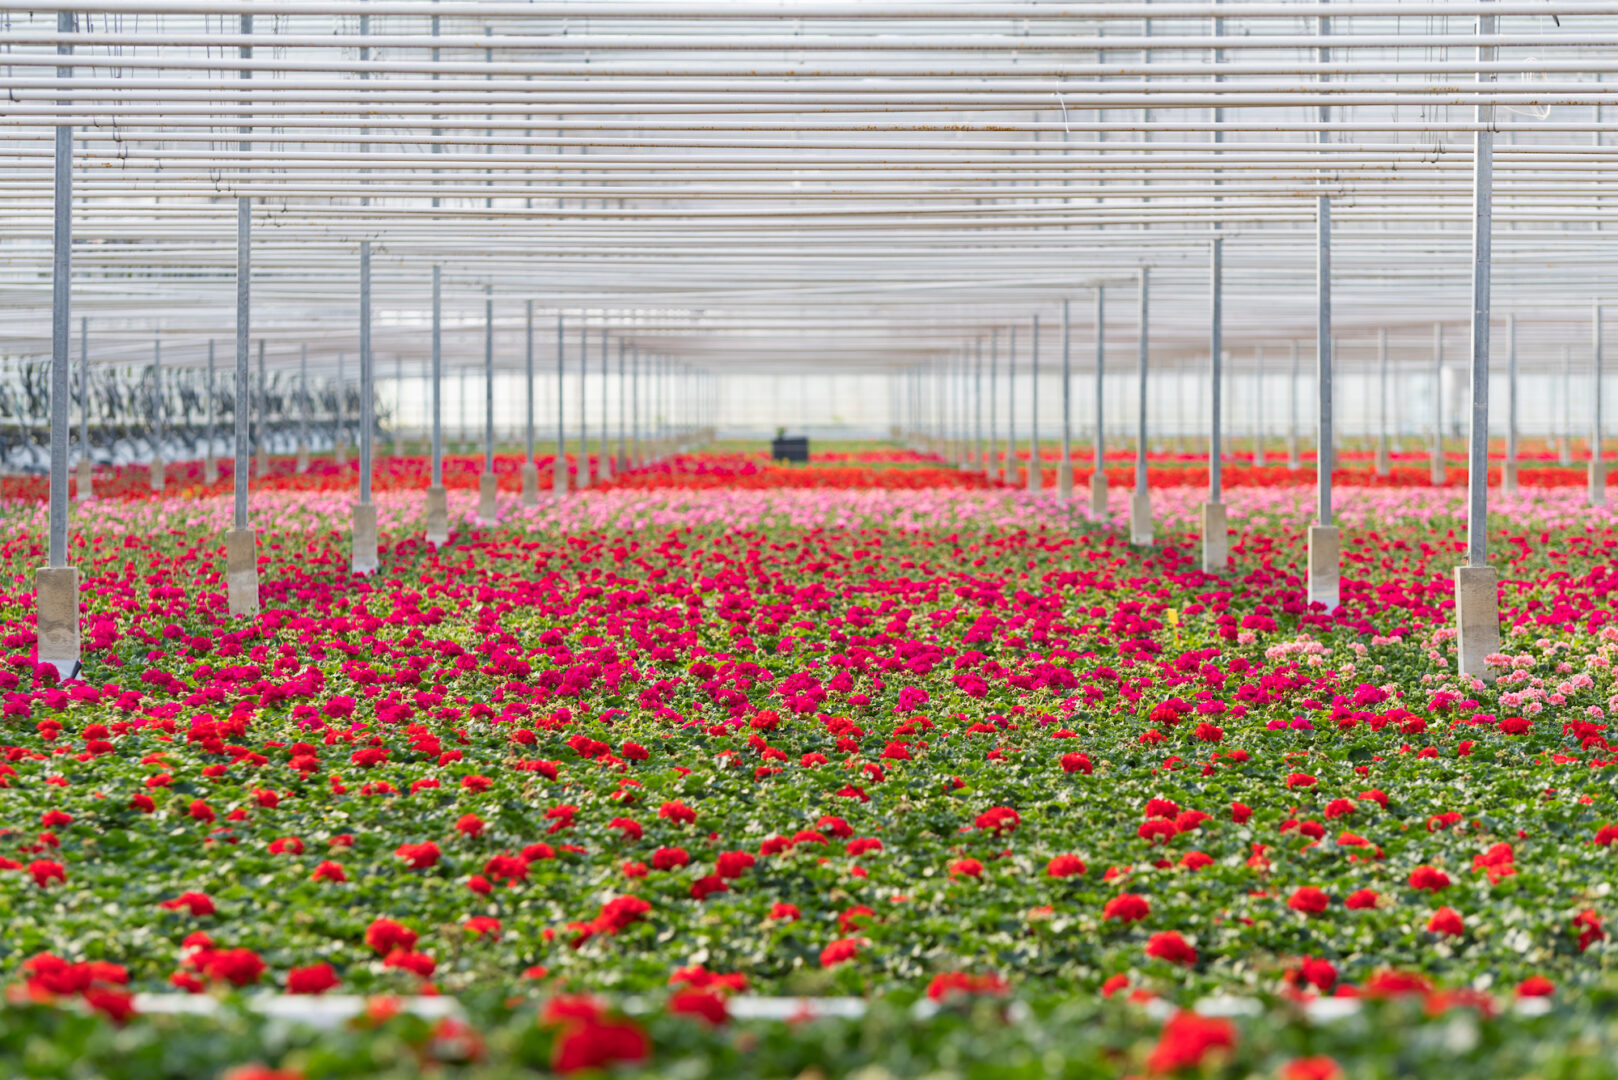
[478,472,499,525]
[425,485,449,545]
[204,456,219,484]
[599,456,614,484]
[1559,438,1572,466]
[1088,470,1109,521]
[149,460,164,492]
[1502,460,1519,494]
[335,442,347,467]
[521,463,539,508]
[553,462,571,498]
[1056,460,1073,504]
[1200,500,1229,573]
[1430,462,1447,486]
[257,450,269,479]
[351,503,379,576]
[1306,524,1341,611]
[35,566,81,682]
[1374,441,1390,477]
[1454,564,1501,684]
[294,448,308,475]
[1026,462,1041,493]
[75,458,92,501]
[1129,488,1153,547]
[224,528,260,618]
[1286,440,1300,472]
[1590,459,1607,508]
[1254,445,1267,467]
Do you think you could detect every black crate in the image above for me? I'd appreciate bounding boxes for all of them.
[770,436,810,463]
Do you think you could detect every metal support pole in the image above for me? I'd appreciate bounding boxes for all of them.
[631,346,641,468]
[1375,329,1390,475]
[1059,300,1072,501]
[1090,286,1108,519]
[599,327,613,480]
[1432,324,1447,485]
[1288,340,1301,470]
[39,7,79,679]
[1254,346,1267,467]
[225,11,260,613]
[479,284,497,524]
[1308,171,1341,609]
[617,338,628,471]
[76,317,91,499]
[578,320,589,485]
[1203,236,1228,572]
[974,337,984,475]
[1210,238,1223,505]
[256,338,267,478]
[1316,199,1332,527]
[207,339,220,480]
[150,333,165,492]
[520,297,538,507]
[554,313,568,495]
[1503,314,1518,492]
[987,329,998,480]
[431,267,444,487]
[297,343,309,475]
[1006,327,1016,485]
[1456,1,1499,683]
[1131,268,1153,545]
[1562,344,1574,465]
[1028,314,1041,492]
[1594,303,1607,506]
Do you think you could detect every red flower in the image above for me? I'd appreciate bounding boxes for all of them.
[28,860,66,888]
[768,902,801,922]
[1144,931,1197,966]
[1102,893,1150,923]
[690,874,728,900]
[1147,1011,1236,1073]
[1060,752,1093,774]
[159,892,216,917]
[464,916,502,939]
[202,948,266,987]
[819,939,860,967]
[974,806,1021,834]
[286,962,340,995]
[1574,909,1606,952]
[1287,887,1330,916]
[1427,906,1466,937]
[383,950,436,978]
[1408,866,1451,892]
[551,1015,650,1074]
[589,895,652,936]
[1281,1057,1344,1080]
[948,858,984,879]
[658,801,697,825]
[715,850,756,878]
[1517,975,1555,997]
[395,841,441,869]
[1345,888,1380,909]
[669,988,729,1026]
[926,972,1010,1001]
[455,813,485,837]
[652,847,691,871]
[1231,801,1253,824]
[1047,854,1087,879]
[1295,956,1338,990]
[310,860,347,883]
[267,836,303,856]
[365,917,418,956]
[188,800,216,823]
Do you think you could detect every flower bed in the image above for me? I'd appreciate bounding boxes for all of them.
[2,453,1618,1074]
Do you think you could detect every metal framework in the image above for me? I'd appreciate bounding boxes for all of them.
[7,1,1618,680]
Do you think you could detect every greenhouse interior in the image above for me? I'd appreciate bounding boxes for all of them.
[4,3,1618,1078]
